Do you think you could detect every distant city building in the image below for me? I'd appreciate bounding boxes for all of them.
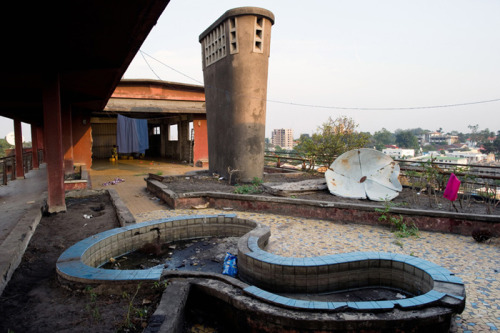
[271,128,294,150]
[419,132,459,146]
[418,155,468,165]
[382,148,415,159]
[448,151,488,164]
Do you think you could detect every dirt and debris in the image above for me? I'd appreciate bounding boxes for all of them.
[0,194,162,333]
[160,171,499,215]
[0,194,240,333]
[102,177,125,186]
[104,237,239,273]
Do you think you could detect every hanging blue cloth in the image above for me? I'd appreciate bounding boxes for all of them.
[116,115,149,154]
[135,118,149,154]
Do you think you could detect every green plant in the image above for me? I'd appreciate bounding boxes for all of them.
[234,184,260,194]
[375,201,419,238]
[475,181,500,214]
[404,169,422,204]
[152,280,169,290]
[155,171,163,176]
[120,283,144,331]
[251,177,263,186]
[85,286,101,323]
[234,177,263,194]
[134,307,148,326]
[421,159,441,207]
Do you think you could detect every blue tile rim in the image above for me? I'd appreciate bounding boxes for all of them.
[56,214,241,284]
[241,233,466,312]
[55,212,465,315]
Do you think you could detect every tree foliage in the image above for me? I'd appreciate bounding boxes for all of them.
[274,145,286,153]
[395,130,419,149]
[295,116,370,166]
[0,138,13,158]
[467,124,499,155]
[372,128,395,150]
[481,137,500,155]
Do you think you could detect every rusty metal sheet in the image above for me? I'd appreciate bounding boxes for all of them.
[325,148,402,201]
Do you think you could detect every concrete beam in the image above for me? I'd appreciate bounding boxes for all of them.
[104,98,206,114]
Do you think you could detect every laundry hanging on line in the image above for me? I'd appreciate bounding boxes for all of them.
[116,114,149,154]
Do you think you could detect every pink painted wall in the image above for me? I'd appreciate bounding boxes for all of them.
[193,115,208,165]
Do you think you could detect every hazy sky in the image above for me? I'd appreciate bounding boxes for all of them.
[2,0,499,141]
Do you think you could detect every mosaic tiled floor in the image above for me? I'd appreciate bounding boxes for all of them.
[137,209,500,332]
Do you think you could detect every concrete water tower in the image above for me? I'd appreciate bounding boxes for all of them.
[199,7,275,183]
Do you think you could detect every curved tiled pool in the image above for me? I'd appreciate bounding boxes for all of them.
[57,214,466,331]
[57,214,253,284]
[237,222,465,312]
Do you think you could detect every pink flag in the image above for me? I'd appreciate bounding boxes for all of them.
[443,173,461,201]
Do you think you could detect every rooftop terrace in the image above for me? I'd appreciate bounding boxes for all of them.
[1,158,499,331]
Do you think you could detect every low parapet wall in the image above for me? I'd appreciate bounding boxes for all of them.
[146,178,500,236]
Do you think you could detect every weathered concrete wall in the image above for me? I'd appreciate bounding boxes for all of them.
[200,7,274,182]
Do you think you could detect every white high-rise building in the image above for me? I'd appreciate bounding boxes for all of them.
[271,128,294,150]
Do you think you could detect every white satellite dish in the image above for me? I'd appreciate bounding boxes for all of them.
[5,132,15,146]
[5,132,24,146]
[325,148,402,201]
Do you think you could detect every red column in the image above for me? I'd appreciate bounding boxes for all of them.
[14,119,25,178]
[61,103,74,175]
[37,127,45,162]
[43,72,66,213]
[31,125,39,169]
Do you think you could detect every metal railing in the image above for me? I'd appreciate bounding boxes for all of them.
[264,151,500,200]
[395,159,500,199]
[0,150,44,185]
[264,150,335,170]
